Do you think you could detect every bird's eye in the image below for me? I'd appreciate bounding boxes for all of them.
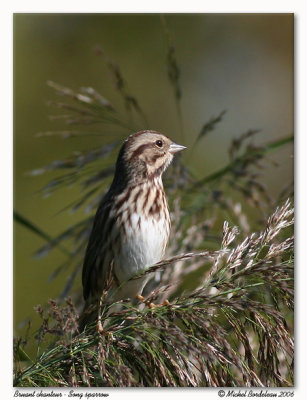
[155,140,163,148]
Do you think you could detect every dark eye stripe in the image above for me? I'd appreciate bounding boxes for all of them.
[129,142,165,161]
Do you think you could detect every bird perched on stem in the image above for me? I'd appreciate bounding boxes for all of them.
[80,130,186,331]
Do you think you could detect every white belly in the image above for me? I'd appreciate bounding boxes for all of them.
[112,213,169,299]
[115,213,168,281]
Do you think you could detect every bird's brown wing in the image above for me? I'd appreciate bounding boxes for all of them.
[82,197,117,303]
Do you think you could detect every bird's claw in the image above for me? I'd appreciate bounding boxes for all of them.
[136,294,170,308]
[148,299,170,308]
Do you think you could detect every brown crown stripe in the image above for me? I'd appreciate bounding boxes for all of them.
[129,130,160,138]
[127,130,170,141]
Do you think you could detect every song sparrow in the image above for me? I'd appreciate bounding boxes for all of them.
[80,130,186,328]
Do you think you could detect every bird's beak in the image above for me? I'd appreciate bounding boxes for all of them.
[169,142,187,154]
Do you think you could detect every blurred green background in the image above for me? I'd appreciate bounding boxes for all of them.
[13,14,293,346]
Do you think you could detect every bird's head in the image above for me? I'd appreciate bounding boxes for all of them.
[120,130,186,182]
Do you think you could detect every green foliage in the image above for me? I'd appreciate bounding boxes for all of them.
[14,202,294,387]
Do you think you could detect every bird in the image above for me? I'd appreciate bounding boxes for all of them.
[80,130,186,330]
